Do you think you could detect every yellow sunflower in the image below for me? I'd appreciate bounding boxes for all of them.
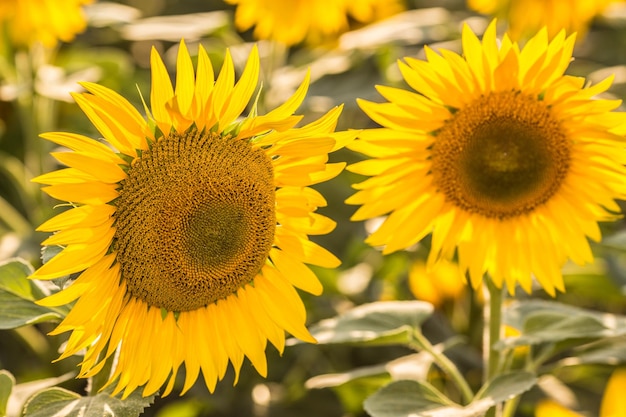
[0,0,92,47]
[347,20,626,295]
[408,259,467,308]
[467,0,620,40]
[224,0,405,46]
[32,40,354,398]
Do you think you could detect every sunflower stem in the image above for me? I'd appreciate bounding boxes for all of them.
[484,277,504,417]
[411,330,474,405]
[484,278,503,380]
[502,394,521,417]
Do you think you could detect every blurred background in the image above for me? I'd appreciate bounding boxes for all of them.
[2,0,626,416]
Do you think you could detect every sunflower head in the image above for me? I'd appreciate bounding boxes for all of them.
[348,20,626,295]
[0,0,92,47]
[224,0,405,46]
[32,40,354,398]
[467,0,619,40]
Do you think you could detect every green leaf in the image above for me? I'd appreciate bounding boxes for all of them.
[556,336,626,367]
[307,353,431,389]
[22,387,155,417]
[0,258,45,300]
[598,229,626,251]
[499,300,626,349]
[0,370,15,417]
[303,301,434,346]
[364,372,536,417]
[307,339,461,389]
[9,373,75,416]
[471,372,537,411]
[0,258,66,329]
[364,380,456,417]
[0,291,63,329]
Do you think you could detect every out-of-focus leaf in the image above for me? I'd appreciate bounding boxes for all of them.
[307,339,460,389]
[363,380,456,417]
[0,291,63,329]
[7,372,75,417]
[334,374,393,416]
[0,258,41,300]
[364,372,536,417]
[0,292,62,329]
[556,336,626,367]
[301,301,434,346]
[22,387,154,417]
[499,300,626,349]
[471,372,537,412]
[0,370,15,417]
[0,258,63,329]
[307,352,432,390]
[598,229,626,251]
[561,261,626,306]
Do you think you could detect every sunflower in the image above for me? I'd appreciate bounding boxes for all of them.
[32,40,353,398]
[347,20,626,295]
[408,259,467,308]
[467,0,620,40]
[0,0,92,47]
[224,0,405,46]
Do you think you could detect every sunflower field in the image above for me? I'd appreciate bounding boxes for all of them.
[2,1,626,417]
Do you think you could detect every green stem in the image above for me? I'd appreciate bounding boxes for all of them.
[484,277,504,417]
[411,330,474,405]
[485,278,503,381]
[502,394,521,417]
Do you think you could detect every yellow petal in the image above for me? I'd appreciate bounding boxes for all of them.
[50,152,126,183]
[255,267,315,343]
[42,218,114,246]
[32,168,98,185]
[600,368,626,417]
[175,39,195,117]
[40,132,125,164]
[270,248,323,295]
[36,253,116,307]
[42,182,119,205]
[221,44,260,126]
[31,228,114,279]
[72,92,137,157]
[37,204,115,232]
[212,49,235,129]
[79,81,152,149]
[150,45,175,135]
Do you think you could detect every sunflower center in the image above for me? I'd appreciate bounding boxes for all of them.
[114,130,276,311]
[431,91,571,219]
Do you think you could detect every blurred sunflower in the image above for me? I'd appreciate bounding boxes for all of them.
[535,367,626,417]
[32,40,354,398]
[224,0,405,46]
[0,0,92,48]
[347,20,626,295]
[408,259,467,308]
[467,0,620,40]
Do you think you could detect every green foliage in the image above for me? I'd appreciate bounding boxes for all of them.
[306,301,434,346]
[22,387,154,417]
[0,370,15,417]
[501,300,626,348]
[1,1,626,417]
[0,258,64,329]
[364,372,537,417]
